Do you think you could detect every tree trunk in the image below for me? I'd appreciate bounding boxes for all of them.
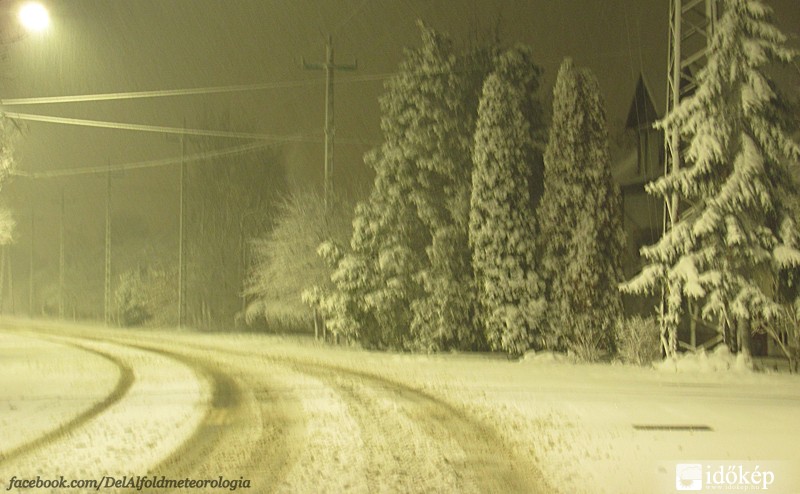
[737,317,753,369]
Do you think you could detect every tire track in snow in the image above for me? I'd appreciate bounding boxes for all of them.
[131,338,545,492]
[317,372,464,493]
[267,355,544,493]
[123,344,247,480]
[4,330,236,486]
[8,324,545,492]
[105,339,306,493]
[0,337,134,466]
[0,332,209,493]
[98,333,543,492]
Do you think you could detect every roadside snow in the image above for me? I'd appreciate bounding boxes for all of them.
[654,344,752,373]
[0,331,210,493]
[0,333,118,457]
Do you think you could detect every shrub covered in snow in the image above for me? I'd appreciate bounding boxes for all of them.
[615,316,661,366]
[246,191,352,331]
[0,119,17,246]
[114,270,151,327]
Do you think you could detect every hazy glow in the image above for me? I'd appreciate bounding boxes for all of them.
[19,2,50,33]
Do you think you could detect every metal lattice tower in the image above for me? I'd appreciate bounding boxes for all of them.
[664,0,718,229]
[663,0,719,352]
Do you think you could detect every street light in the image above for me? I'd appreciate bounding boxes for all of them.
[18,2,49,33]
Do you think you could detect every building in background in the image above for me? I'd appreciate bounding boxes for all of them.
[612,75,664,281]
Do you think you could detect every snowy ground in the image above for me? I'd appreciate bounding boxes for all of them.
[0,328,210,493]
[1,318,799,493]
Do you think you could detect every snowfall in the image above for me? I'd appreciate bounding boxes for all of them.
[0,317,798,493]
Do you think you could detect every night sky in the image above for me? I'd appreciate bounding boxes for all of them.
[2,0,799,312]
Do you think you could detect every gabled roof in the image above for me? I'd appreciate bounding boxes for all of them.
[625,75,660,130]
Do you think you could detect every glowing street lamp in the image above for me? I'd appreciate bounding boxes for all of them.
[18,2,50,33]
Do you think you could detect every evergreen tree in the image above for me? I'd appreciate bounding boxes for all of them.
[538,58,625,359]
[469,46,546,356]
[407,29,497,351]
[319,23,493,350]
[622,0,800,362]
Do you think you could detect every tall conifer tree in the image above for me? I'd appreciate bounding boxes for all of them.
[470,46,546,355]
[538,58,625,358]
[317,23,492,349]
[622,0,800,361]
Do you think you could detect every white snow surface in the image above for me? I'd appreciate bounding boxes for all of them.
[0,333,118,456]
[1,320,799,493]
[0,329,210,493]
[205,335,800,494]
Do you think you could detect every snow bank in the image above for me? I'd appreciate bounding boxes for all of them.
[521,349,569,364]
[655,345,752,374]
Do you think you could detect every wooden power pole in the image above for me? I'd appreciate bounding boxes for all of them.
[178,122,187,328]
[104,162,112,326]
[303,35,357,211]
[59,188,65,319]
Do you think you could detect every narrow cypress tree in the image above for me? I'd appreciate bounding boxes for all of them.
[538,58,625,359]
[470,46,546,356]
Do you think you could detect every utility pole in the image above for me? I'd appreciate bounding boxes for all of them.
[59,188,65,319]
[178,120,187,328]
[303,35,357,211]
[0,246,5,315]
[104,161,112,326]
[7,249,13,314]
[662,0,718,354]
[29,193,34,316]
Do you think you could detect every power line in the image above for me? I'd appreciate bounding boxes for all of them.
[4,111,320,143]
[10,141,272,179]
[0,73,392,107]
[3,111,378,146]
[0,79,321,106]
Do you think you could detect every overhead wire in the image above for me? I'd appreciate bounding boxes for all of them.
[0,79,320,106]
[4,111,319,143]
[11,141,272,179]
[4,110,379,146]
[0,73,393,106]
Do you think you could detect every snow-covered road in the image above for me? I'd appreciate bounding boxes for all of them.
[1,319,799,493]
